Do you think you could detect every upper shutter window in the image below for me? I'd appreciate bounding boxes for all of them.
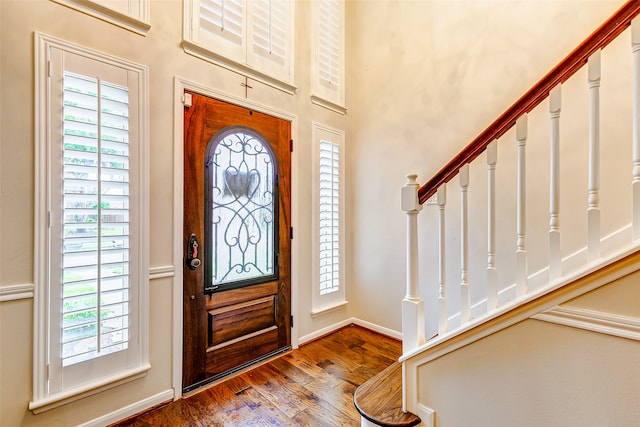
[251,0,288,66]
[311,0,346,113]
[184,0,296,94]
[51,0,151,35]
[318,0,341,88]
[199,0,243,46]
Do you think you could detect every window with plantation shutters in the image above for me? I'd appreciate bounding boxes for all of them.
[61,72,131,367]
[199,0,243,44]
[312,123,346,315]
[319,140,340,295]
[311,0,346,114]
[196,0,244,59]
[33,33,149,413]
[249,0,288,68]
[184,0,295,93]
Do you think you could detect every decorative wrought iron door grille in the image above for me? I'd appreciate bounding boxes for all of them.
[205,127,278,293]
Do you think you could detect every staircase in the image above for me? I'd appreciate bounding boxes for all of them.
[357,2,640,426]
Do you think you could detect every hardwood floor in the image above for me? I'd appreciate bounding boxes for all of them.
[111,325,401,427]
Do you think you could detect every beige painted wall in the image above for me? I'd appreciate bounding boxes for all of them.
[0,0,350,425]
[1,0,635,425]
[346,0,626,337]
[565,266,640,317]
[416,273,640,426]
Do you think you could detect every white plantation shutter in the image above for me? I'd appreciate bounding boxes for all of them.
[184,0,294,90]
[199,0,243,46]
[61,72,131,366]
[250,0,288,67]
[318,0,340,88]
[312,0,345,112]
[318,140,340,295]
[33,33,148,412]
[312,123,346,314]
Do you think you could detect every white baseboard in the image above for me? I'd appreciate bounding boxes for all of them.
[298,317,402,346]
[77,389,174,427]
[351,318,403,340]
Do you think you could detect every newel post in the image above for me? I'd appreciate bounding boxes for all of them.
[401,174,425,353]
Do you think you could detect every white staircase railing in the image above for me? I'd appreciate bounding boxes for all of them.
[401,2,640,358]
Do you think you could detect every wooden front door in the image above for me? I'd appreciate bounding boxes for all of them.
[182,92,291,393]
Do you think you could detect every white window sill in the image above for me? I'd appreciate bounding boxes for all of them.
[51,0,151,35]
[182,40,297,95]
[311,95,347,115]
[311,300,348,318]
[29,363,151,414]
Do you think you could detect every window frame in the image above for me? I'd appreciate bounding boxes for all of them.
[51,0,151,35]
[182,0,296,94]
[311,0,346,114]
[32,32,150,414]
[311,122,347,316]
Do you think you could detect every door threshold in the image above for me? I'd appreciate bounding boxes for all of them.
[182,346,292,396]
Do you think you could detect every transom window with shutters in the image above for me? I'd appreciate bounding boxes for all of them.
[311,0,346,114]
[312,123,347,315]
[51,0,151,35]
[183,0,295,93]
[32,33,149,413]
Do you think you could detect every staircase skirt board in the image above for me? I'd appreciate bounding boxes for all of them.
[402,247,640,417]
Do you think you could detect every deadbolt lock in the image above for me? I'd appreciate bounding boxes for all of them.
[186,234,201,270]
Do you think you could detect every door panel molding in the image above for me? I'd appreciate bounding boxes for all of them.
[172,77,299,397]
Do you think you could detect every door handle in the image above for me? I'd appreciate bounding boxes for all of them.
[186,234,201,270]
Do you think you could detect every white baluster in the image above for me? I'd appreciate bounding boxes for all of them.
[588,51,601,261]
[516,115,528,298]
[549,86,562,280]
[487,140,498,310]
[438,184,448,335]
[632,18,640,241]
[460,164,470,324]
[401,174,425,353]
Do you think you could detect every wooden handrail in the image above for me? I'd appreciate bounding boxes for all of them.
[418,0,640,204]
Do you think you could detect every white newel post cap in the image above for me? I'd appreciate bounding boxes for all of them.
[402,174,423,213]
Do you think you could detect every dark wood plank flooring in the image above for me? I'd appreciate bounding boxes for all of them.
[111,325,401,427]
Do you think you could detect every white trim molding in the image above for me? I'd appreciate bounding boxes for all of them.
[0,284,35,302]
[182,41,297,95]
[76,389,174,427]
[51,0,151,35]
[298,317,402,346]
[416,403,436,427]
[311,95,347,115]
[149,265,175,280]
[29,363,151,414]
[310,300,348,318]
[533,306,640,341]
